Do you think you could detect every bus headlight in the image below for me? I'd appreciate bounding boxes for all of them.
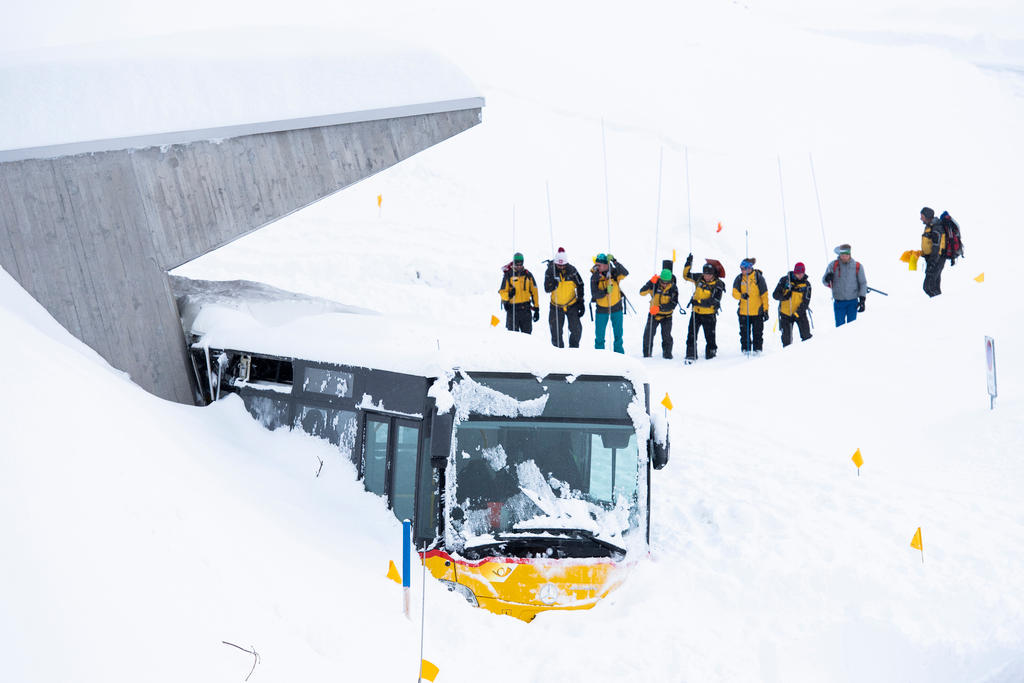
[439,580,479,607]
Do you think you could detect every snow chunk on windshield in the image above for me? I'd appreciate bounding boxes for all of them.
[450,373,548,421]
[481,444,507,471]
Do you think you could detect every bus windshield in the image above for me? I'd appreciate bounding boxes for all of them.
[450,420,641,550]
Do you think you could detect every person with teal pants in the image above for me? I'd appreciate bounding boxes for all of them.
[590,253,629,353]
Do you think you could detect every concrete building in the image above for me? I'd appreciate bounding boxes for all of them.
[0,35,483,404]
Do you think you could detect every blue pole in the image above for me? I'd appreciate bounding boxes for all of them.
[402,520,412,588]
[402,519,412,619]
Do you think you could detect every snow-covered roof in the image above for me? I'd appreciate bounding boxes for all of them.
[0,29,484,161]
[175,278,648,383]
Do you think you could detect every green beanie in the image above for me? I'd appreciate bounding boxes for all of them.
[513,252,524,263]
[660,269,672,281]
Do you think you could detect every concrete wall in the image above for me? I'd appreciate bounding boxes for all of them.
[0,107,482,404]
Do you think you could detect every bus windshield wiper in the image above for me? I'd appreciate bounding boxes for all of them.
[507,525,626,557]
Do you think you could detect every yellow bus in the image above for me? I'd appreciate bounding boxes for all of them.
[182,283,669,621]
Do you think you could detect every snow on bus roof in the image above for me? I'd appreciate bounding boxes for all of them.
[176,277,647,383]
[0,28,483,160]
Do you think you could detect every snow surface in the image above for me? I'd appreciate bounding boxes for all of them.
[0,29,480,153]
[4,1,1024,681]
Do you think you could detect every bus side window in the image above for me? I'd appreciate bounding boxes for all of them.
[391,423,419,522]
[363,417,389,497]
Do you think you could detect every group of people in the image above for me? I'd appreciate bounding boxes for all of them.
[499,242,870,362]
[498,207,964,362]
[498,248,629,352]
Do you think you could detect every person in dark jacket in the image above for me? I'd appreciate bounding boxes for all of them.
[772,262,812,347]
[639,262,678,358]
[919,206,944,297]
[498,252,539,334]
[544,247,586,347]
[590,253,629,353]
[732,259,769,354]
[681,254,725,363]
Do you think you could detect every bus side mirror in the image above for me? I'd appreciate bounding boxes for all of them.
[650,425,670,470]
[430,409,454,470]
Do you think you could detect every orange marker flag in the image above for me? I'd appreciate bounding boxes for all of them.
[974,272,985,283]
[377,194,382,208]
[911,527,924,563]
[660,393,673,411]
[716,221,723,233]
[386,560,402,584]
[851,448,863,475]
[490,315,500,327]
[420,659,440,682]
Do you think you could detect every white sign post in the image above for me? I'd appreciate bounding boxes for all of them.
[985,336,998,410]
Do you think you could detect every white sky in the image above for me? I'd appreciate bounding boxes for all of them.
[4,0,1024,55]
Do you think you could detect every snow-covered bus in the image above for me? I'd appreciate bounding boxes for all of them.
[177,279,670,621]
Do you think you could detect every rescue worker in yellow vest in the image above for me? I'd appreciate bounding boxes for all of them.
[590,253,629,353]
[498,252,539,334]
[732,258,769,355]
[544,247,586,348]
[919,206,944,298]
[772,261,812,347]
[682,254,726,364]
[639,263,678,358]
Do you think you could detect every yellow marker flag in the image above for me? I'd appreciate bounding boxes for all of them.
[386,560,401,584]
[911,527,923,551]
[974,272,985,283]
[490,315,500,327]
[672,249,676,262]
[420,659,440,682]
[377,194,382,208]
[851,448,863,469]
[660,393,673,411]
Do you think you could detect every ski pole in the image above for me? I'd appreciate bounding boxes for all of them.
[777,155,791,267]
[623,294,637,315]
[601,118,612,255]
[545,181,555,257]
[866,286,888,296]
[809,152,830,263]
[653,146,663,272]
[685,146,693,255]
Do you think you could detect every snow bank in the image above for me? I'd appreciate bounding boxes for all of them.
[0,28,481,154]
[182,277,649,382]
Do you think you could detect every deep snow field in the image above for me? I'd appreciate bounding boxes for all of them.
[3,1,1024,681]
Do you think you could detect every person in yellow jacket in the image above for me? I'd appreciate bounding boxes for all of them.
[772,262,812,347]
[732,258,769,354]
[590,253,629,353]
[682,254,726,364]
[498,252,540,334]
[544,247,586,348]
[639,262,678,358]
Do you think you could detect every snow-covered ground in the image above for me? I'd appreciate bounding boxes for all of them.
[3,1,1024,681]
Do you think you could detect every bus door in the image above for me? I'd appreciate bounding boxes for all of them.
[361,415,430,531]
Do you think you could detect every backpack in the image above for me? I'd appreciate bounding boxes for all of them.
[831,259,860,276]
[939,211,964,263]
